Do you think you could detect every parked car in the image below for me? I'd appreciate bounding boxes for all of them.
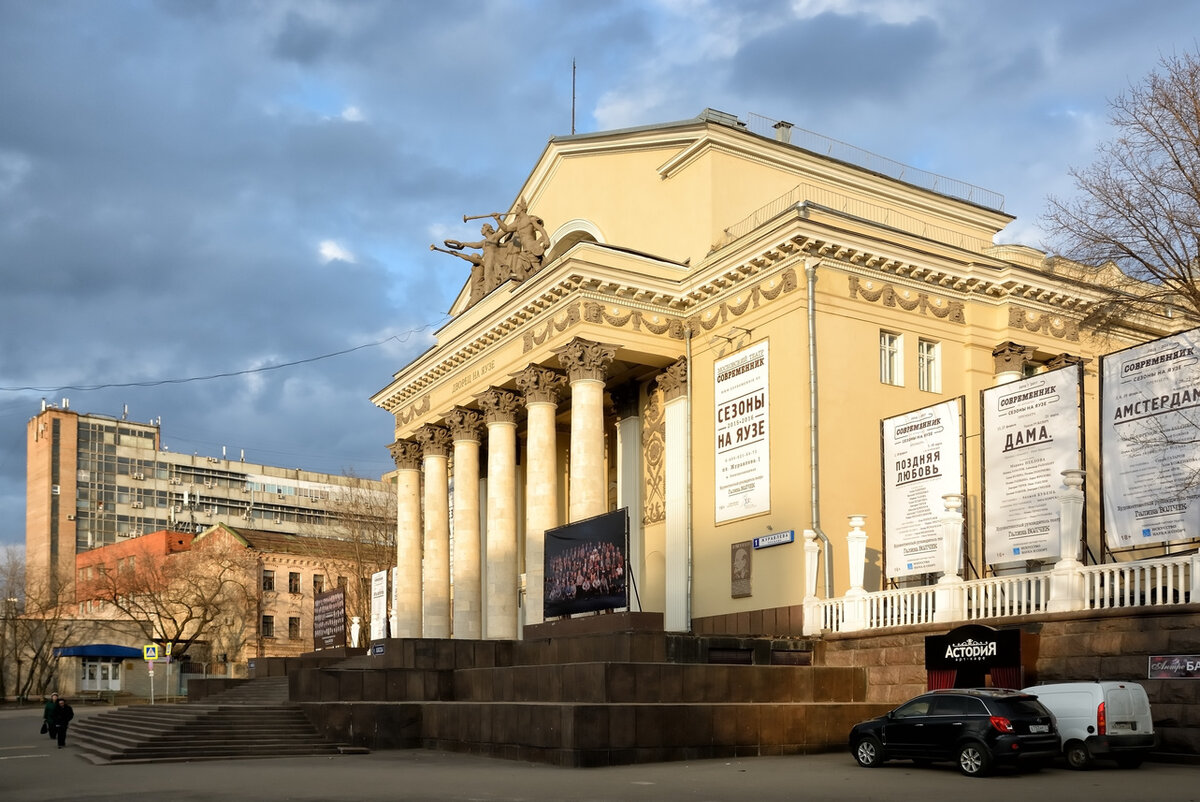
[849,688,1061,777]
[1021,681,1156,769]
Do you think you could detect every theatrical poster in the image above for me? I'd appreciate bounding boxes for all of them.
[1101,329,1200,548]
[369,569,388,641]
[881,398,965,578]
[714,341,770,523]
[982,366,1082,565]
[312,587,346,651]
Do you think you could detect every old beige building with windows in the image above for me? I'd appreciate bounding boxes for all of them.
[372,109,1176,640]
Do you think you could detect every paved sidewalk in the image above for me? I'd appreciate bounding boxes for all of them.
[2,704,1197,802]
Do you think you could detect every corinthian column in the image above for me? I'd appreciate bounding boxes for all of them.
[658,358,689,633]
[515,364,565,626]
[477,388,521,639]
[553,337,618,522]
[388,439,423,637]
[445,407,483,639]
[415,423,451,638]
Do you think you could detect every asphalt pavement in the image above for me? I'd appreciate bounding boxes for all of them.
[1,703,1197,802]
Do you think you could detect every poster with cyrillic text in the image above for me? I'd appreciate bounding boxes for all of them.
[715,341,770,523]
[1102,329,1200,548]
[982,367,1082,565]
[369,569,388,641]
[882,398,964,578]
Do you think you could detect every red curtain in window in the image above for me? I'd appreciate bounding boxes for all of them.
[990,666,1022,690]
[927,669,957,690]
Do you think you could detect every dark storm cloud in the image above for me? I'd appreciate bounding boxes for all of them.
[728,12,942,102]
[3,0,1200,550]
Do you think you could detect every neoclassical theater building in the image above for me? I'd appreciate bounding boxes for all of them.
[371,108,1173,641]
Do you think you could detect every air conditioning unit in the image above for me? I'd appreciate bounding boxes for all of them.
[273,517,283,524]
[66,514,76,521]
[169,478,182,485]
[130,501,143,509]
[209,506,218,515]
[204,480,213,488]
[277,493,285,499]
[173,504,183,513]
[132,472,145,481]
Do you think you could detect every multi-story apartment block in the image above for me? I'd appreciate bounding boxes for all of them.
[26,403,394,604]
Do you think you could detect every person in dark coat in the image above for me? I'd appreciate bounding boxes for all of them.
[50,697,74,748]
[41,692,58,740]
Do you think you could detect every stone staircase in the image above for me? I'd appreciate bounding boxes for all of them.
[72,677,353,764]
[275,623,892,767]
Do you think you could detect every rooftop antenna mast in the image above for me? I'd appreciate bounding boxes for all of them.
[571,58,576,135]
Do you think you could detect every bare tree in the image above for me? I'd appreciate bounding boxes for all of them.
[302,479,396,626]
[1,546,82,701]
[1044,49,1200,331]
[76,535,258,663]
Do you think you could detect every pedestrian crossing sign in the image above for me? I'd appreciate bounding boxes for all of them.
[143,644,159,661]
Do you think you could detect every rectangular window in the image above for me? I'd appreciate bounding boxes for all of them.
[288,572,301,594]
[880,331,903,386]
[288,617,300,639]
[261,615,274,638]
[918,338,941,393]
[313,574,324,594]
[337,576,347,589]
[261,570,275,592]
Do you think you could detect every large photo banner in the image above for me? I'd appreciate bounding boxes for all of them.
[1102,329,1200,548]
[714,340,770,523]
[882,398,965,578]
[543,508,629,619]
[982,366,1082,565]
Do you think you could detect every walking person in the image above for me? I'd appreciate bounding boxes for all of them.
[41,692,58,741]
[50,696,74,748]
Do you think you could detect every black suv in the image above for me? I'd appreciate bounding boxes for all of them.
[849,688,1060,776]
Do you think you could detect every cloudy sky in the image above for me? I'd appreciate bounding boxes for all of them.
[2,0,1198,551]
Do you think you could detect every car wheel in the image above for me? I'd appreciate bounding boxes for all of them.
[1115,755,1143,769]
[853,736,884,768]
[1064,740,1093,770]
[957,742,993,777]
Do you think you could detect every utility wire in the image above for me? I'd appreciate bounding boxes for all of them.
[0,318,448,394]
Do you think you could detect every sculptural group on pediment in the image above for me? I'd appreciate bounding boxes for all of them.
[431,198,551,308]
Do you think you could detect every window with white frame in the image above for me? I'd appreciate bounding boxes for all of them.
[918,338,941,392]
[880,331,903,386]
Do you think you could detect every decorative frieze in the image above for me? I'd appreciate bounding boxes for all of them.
[513,364,566,405]
[387,439,422,471]
[398,394,430,425]
[1009,307,1080,341]
[414,424,451,458]
[553,337,618,383]
[848,275,965,323]
[476,388,521,424]
[444,407,484,442]
[689,268,799,333]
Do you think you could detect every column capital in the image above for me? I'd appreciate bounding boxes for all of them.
[992,341,1034,375]
[1046,352,1090,370]
[445,406,484,442]
[387,439,423,470]
[553,337,618,383]
[656,357,688,402]
[477,387,521,424]
[513,364,566,405]
[609,381,640,419]
[415,423,451,458]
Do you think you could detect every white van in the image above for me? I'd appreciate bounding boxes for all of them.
[1022,681,1155,769]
